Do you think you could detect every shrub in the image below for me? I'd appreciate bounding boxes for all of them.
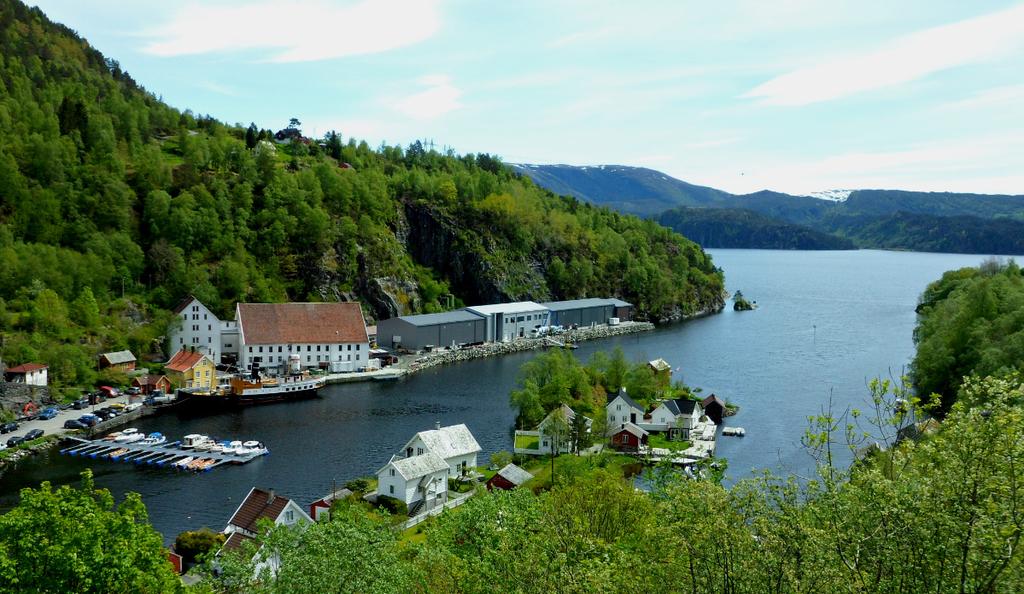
[174,528,225,564]
[375,495,408,516]
[345,477,371,493]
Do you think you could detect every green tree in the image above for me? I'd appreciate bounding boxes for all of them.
[0,470,180,593]
[71,286,100,332]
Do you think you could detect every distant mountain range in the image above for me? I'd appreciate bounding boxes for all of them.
[511,164,1024,254]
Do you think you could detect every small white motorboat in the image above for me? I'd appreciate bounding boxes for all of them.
[181,434,209,449]
[173,456,194,468]
[242,440,262,449]
[140,432,166,446]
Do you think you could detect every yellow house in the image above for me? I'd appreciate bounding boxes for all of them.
[165,349,216,390]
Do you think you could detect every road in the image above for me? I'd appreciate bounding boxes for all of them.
[2,392,141,448]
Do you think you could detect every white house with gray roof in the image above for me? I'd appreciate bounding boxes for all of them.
[400,423,481,478]
[375,451,449,512]
[606,387,645,434]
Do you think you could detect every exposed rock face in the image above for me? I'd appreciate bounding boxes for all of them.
[362,276,422,322]
[0,382,52,418]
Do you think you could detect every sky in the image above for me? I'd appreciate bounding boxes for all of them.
[29,0,1024,196]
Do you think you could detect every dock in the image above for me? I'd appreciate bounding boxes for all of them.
[59,437,268,472]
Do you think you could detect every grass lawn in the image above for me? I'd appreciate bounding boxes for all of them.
[648,434,691,451]
[514,434,540,450]
[522,452,640,490]
[0,435,59,460]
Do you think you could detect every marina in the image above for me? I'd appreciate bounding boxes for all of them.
[59,432,269,472]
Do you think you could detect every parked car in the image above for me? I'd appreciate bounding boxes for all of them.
[24,428,44,440]
[37,407,60,420]
[124,402,142,412]
[125,387,141,396]
[77,415,99,427]
[72,398,89,410]
[64,419,88,430]
[0,421,18,434]
[6,435,25,448]
[108,402,126,411]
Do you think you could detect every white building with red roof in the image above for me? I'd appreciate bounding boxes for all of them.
[3,363,47,386]
[236,302,369,375]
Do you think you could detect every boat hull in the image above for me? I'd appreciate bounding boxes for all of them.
[179,383,321,407]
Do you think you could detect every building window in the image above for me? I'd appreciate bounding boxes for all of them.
[278,346,283,353]
[307,345,311,352]
[307,356,312,362]
[248,347,252,353]
[347,344,351,351]
[180,338,184,344]
[417,447,423,455]
[390,469,396,476]
[208,337,212,343]
[286,510,294,522]
[356,354,360,361]
[259,346,264,353]
[356,344,360,351]
[389,485,394,494]
[316,355,321,362]
[208,324,212,331]
[316,345,321,352]
[204,314,208,320]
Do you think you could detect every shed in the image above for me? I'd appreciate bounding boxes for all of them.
[377,310,487,350]
[610,422,649,452]
[99,350,137,372]
[131,374,171,395]
[3,363,48,386]
[486,463,534,491]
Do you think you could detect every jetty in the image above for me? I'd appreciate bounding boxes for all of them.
[59,436,268,472]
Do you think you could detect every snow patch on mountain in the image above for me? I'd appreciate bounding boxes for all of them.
[806,189,853,202]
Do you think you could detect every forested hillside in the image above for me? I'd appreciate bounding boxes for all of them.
[0,2,723,397]
[657,207,855,250]
[516,164,1024,254]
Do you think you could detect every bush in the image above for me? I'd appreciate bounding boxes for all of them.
[174,528,225,564]
[375,495,408,516]
[490,450,513,469]
[345,477,371,493]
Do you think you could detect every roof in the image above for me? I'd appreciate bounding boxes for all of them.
[226,487,292,533]
[406,423,482,460]
[221,531,253,552]
[5,363,47,373]
[101,350,136,364]
[648,358,671,372]
[541,298,616,311]
[615,422,649,438]
[237,302,368,345]
[495,463,534,486]
[391,310,485,326]
[381,451,449,480]
[133,374,169,387]
[701,394,726,408]
[607,387,644,411]
[608,298,633,308]
[465,301,548,316]
[172,294,199,314]
[165,350,211,372]
[663,398,699,416]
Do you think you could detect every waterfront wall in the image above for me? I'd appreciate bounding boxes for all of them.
[408,321,655,372]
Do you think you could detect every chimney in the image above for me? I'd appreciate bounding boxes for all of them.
[266,489,275,505]
[434,421,441,430]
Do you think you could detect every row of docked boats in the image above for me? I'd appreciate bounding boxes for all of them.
[181,433,268,456]
[102,428,167,445]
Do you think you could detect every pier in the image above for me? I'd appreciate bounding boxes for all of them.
[59,437,268,472]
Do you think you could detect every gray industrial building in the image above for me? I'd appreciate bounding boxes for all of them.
[376,310,487,350]
[543,298,635,326]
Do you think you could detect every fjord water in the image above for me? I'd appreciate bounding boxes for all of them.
[0,249,1002,540]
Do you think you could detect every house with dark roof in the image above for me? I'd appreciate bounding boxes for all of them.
[486,463,534,491]
[3,362,47,386]
[647,398,703,440]
[131,374,171,395]
[219,487,311,575]
[606,387,645,434]
[236,302,369,374]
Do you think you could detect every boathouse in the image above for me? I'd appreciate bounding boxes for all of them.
[3,362,47,386]
[376,310,486,350]
[236,302,369,374]
[701,394,726,425]
[486,463,534,491]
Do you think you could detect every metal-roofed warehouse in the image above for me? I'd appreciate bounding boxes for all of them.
[542,298,634,326]
[376,310,486,350]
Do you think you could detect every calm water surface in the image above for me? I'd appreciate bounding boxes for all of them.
[0,249,1002,540]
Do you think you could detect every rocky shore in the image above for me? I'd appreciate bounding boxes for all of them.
[408,321,656,372]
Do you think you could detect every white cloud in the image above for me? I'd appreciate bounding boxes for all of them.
[704,134,1024,195]
[142,0,441,62]
[937,84,1024,112]
[547,26,616,49]
[745,3,1024,105]
[392,75,463,120]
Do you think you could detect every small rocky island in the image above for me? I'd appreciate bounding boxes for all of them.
[733,290,755,311]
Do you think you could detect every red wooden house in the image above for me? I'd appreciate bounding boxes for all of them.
[610,422,649,452]
[486,463,534,491]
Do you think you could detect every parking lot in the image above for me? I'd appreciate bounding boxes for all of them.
[2,391,141,449]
